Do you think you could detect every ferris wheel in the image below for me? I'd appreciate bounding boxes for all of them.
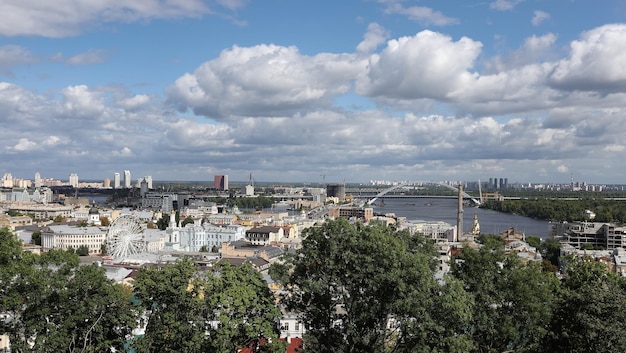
[106,215,145,259]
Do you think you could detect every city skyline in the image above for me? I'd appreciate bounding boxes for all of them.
[2,1,626,184]
[1,169,622,189]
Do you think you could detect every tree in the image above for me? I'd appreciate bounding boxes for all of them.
[132,258,284,353]
[77,220,88,227]
[76,245,90,256]
[540,237,561,268]
[543,256,626,353]
[100,216,110,226]
[156,213,170,230]
[451,245,559,353]
[132,258,207,353]
[181,216,194,227]
[525,235,541,249]
[0,229,138,353]
[278,218,474,353]
[204,262,284,353]
[476,233,505,249]
[30,230,42,245]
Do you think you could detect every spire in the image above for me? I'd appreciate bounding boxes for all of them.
[169,209,177,228]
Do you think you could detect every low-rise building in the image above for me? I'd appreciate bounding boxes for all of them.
[42,225,107,253]
[553,221,626,250]
[8,203,72,221]
[245,226,284,245]
[327,205,373,222]
[166,215,246,252]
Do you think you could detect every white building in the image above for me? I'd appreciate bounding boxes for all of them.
[2,173,13,188]
[34,172,42,188]
[114,172,121,189]
[124,170,131,188]
[42,225,107,254]
[1,187,53,203]
[136,175,153,189]
[68,173,78,188]
[166,214,246,252]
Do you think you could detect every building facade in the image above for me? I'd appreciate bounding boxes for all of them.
[124,170,131,188]
[553,221,626,250]
[69,173,79,188]
[166,215,246,252]
[114,173,121,189]
[214,175,229,191]
[42,225,107,254]
[327,206,374,222]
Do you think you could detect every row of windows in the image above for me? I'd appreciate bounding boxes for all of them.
[280,321,301,331]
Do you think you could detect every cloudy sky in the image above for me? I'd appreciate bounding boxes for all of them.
[1,0,626,185]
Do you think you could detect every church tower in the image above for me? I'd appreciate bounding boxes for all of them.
[471,213,481,235]
[168,210,180,243]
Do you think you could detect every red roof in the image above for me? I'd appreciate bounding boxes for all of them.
[237,337,303,353]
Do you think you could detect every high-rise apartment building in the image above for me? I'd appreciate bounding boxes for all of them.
[69,173,79,188]
[34,172,42,188]
[113,173,120,189]
[144,175,153,189]
[124,170,131,188]
[214,175,229,191]
[2,173,13,188]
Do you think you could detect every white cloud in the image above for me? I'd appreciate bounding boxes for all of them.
[4,22,626,183]
[603,144,625,152]
[167,44,366,118]
[216,0,247,10]
[61,85,105,118]
[114,147,133,157]
[549,24,626,92]
[0,0,213,37]
[490,0,524,11]
[43,136,62,147]
[383,3,459,26]
[556,165,569,173]
[0,45,38,77]
[12,138,38,151]
[484,33,557,73]
[67,49,110,65]
[356,30,482,101]
[357,23,390,54]
[118,94,151,110]
[532,10,550,26]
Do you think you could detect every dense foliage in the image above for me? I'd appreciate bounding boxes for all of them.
[277,219,474,353]
[273,219,626,353]
[132,259,285,353]
[0,228,138,353]
[480,198,626,222]
[4,221,626,353]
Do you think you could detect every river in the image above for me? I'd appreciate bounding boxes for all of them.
[370,198,551,239]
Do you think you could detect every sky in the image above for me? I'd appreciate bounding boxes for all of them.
[2,0,626,185]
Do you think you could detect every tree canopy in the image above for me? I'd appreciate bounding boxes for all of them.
[132,258,284,353]
[276,218,474,353]
[0,227,139,353]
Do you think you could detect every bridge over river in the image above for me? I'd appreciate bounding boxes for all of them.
[347,181,482,206]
